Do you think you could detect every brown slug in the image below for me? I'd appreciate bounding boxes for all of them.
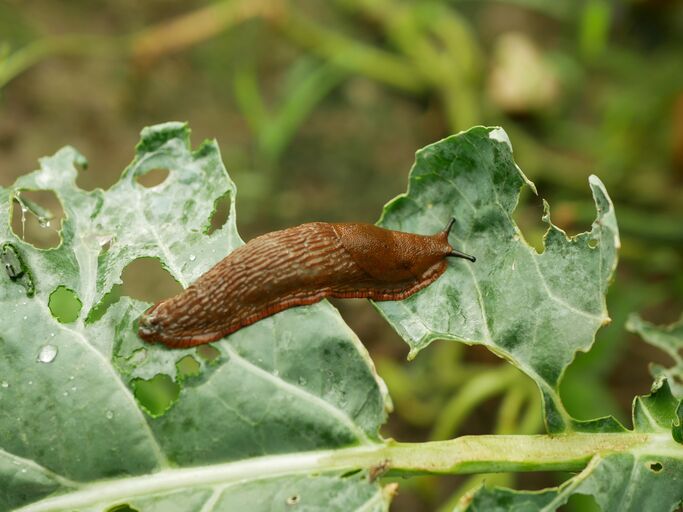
[138,218,475,348]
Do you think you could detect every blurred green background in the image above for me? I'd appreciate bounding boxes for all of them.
[1,0,682,510]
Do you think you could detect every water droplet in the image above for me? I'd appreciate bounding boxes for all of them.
[22,316,27,321]
[298,377,307,386]
[63,391,68,396]
[28,381,33,385]
[37,344,58,364]
[189,254,196,261]
[50,333,55,337]
[20,468,27,474]
[71,386,77,392]
[105,410,114,420]
[69,375,74,380]
[1,381,9,388]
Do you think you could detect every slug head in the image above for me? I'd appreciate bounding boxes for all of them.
[442,218,476,262]
[336,219,474,284]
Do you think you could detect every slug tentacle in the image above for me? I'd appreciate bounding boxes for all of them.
[138,221,475,348]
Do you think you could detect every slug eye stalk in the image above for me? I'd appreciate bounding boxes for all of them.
[442,217,476,262]
[449,249,476,262]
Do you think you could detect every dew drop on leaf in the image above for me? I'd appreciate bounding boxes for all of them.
[36,344,58,364]
[106,410,114,420]
[189,254,196,261]
[1,381,8,388]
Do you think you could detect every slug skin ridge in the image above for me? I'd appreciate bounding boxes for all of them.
[138,221,471,348]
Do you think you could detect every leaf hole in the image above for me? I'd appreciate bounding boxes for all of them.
[48,286,82,323]
[86,285,122,323]
[132,373,180,417]
[286,494,300,506]
[205,190,231,235]
[566,493,599,510]
[107,505,139,512]
[11,190,64,249]
[98,235,114,253]
[196,344,221,363]
[136,167,169,188]
[648,461,663,472]
[121,257,183,303]
[176,355,201,379]
[341,469,362,478]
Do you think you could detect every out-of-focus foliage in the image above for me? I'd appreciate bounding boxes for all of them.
[1,1,681,510]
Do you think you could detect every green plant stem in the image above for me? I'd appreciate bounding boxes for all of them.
[438,379,543,510]
[19,433,661,512]
[128,0,274,62]
[0,35,116,88]
[430,364,522,440]
[0,0,271,88]
[275,7,425,94]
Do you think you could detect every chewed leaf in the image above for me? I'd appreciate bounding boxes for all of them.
[459,379,683,512]
[374,126,620,433]
[0,123,390,511]
[627,313,683,399]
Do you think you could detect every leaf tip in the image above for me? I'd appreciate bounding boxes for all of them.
[487,126,513,152]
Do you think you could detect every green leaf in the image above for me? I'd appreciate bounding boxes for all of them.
[4,122,679,512]
[0,122,391,511]
[458,379,683,512]
[627,313,683,399]
[374,126,620,432]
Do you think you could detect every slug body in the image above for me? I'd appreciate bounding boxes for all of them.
[138,220,475,348]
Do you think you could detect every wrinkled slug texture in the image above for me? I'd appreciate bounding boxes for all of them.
[138,221,474,348]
